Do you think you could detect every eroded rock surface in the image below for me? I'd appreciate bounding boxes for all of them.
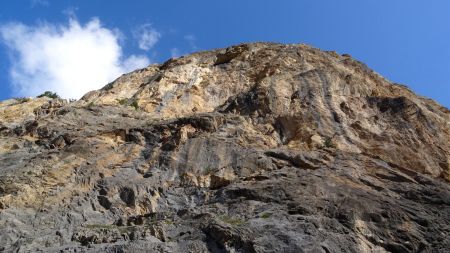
[0,43,449,252]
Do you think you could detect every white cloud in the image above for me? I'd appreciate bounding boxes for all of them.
[170,48,180,58]
[31,0,49,7]
[62,7,79,18]
[0,18,150,99]
[184,34,197,50]
[135,24,161,51]
[123,55,150,70]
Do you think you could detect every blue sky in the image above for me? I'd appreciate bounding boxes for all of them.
[0,1,448,108]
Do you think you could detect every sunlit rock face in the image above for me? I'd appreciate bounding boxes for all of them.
[1,42,449,252]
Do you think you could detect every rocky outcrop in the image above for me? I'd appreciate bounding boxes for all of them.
[0,42,449,252]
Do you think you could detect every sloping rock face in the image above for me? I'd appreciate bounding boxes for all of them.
[0,43,449,252]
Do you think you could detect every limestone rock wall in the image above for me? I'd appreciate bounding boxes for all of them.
[0,43,449,252]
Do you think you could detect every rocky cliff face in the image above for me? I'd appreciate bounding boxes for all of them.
[0,43,449,252]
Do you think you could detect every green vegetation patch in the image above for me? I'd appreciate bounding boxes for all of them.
[130,100,139,110]
[260,212,272,219]
[323,137,336,148]
[37,91,59,99]
[117,98,128,105]
[219,215,245,226]
[13,97,31,104]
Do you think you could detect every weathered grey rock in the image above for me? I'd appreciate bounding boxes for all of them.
[0,42,449,252]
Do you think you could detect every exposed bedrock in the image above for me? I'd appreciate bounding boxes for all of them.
[0,42,449,252]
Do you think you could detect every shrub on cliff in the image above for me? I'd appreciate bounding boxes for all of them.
[37,91,60,99]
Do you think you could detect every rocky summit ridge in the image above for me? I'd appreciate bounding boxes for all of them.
[0,42,449,252]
